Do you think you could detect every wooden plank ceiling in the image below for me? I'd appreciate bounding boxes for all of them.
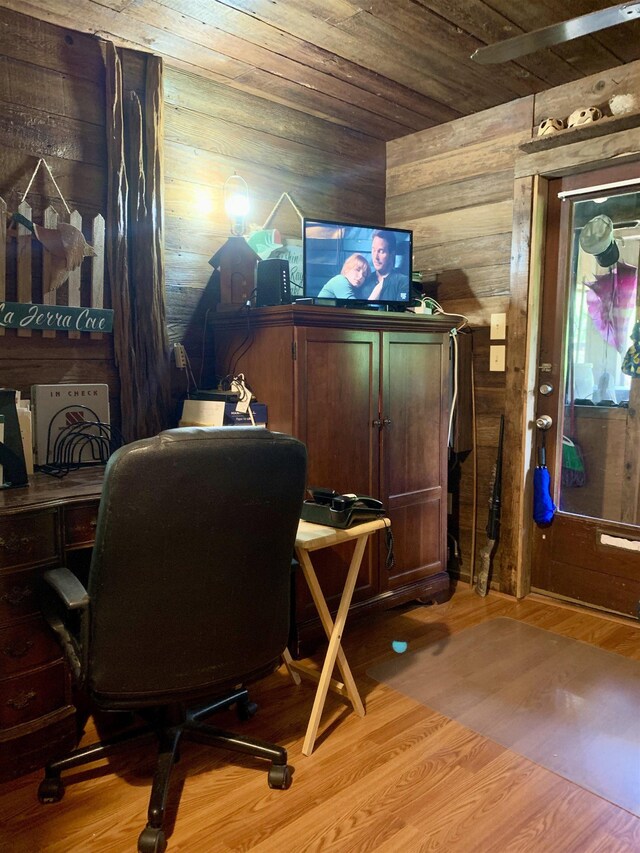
[1,0,640,141]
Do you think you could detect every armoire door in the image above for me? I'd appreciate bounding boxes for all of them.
[380,331,449,592]
[293,325,381,623]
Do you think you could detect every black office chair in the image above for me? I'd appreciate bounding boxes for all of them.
[37,426,307,853]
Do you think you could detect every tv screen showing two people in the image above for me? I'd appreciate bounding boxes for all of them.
[303,220,413,305]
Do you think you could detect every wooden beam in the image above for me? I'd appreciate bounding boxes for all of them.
[500,175,547,598]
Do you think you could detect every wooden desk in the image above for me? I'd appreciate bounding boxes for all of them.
[284,517,390,756]
[0,468,103,782]
[0,470,387,777]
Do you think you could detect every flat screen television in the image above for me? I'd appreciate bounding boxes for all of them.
[303,218,413,308]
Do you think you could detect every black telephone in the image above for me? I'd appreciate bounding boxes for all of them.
[301,487,385,528]
[309,488,383,511]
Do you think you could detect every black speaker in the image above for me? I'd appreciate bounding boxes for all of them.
[256,258,291,307]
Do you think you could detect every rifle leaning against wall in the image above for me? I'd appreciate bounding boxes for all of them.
[475,415,504,597]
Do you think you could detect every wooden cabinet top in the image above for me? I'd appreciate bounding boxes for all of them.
[210,303,456,334]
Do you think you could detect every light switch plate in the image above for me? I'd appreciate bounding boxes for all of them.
[490,312,507,340]
[489,344,506,372]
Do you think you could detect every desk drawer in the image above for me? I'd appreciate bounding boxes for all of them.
[0,661,69,728]
[0,616,61,678]
[0,566,49,625]
[64,503,99,548]
[0,706,77,782]
[0,511,59,571]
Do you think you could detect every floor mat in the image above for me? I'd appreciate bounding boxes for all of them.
[367,617,640,815]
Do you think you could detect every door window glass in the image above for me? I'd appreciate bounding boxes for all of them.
[562,189,640,521]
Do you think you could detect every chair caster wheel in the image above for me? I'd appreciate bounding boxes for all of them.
[38,776,65,803]
[237,698,258,721]
[268,763,293,789]
[138,825,167,853]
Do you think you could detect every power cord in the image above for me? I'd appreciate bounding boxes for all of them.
[448,328,459,448]
[423,296,469,331]
[227,302,255,379]
[183,349,198,393]
[199,307,211,389]
[383,518,395,570]
[416,295,469,445]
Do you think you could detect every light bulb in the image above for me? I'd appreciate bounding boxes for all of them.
[223,173,249,236]
[226,193,249,217]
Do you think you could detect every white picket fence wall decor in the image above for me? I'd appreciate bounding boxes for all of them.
[0,196,107,340]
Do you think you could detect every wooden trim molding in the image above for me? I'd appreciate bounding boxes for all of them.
[503,176,548,598]
[514,125,640,180]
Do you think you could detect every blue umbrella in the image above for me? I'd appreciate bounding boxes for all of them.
[533,439,556,524]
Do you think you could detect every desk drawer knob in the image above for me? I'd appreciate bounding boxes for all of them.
[6,690,37,711]
[3,639,34,659]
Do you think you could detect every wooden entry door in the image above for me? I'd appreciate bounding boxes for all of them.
[531,165,640,617]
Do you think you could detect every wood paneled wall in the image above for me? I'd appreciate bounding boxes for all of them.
[1,8,385,426]
[386,98,534,588]
[387,60,640,593]
[162,65,385,390]
[0,10,119,414]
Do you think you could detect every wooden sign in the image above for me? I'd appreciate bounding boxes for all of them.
[1,196,106,340]
[0,301,113,333]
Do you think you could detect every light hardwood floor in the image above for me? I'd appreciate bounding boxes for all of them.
[2,588,640,852]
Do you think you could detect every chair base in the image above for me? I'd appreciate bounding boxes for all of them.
[38,689,292,853]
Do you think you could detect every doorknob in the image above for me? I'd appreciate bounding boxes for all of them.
[536,415,553,430]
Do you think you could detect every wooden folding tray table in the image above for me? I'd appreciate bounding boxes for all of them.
[283,516,390,756]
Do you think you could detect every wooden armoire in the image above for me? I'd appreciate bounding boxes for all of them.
[211,304,452,651]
